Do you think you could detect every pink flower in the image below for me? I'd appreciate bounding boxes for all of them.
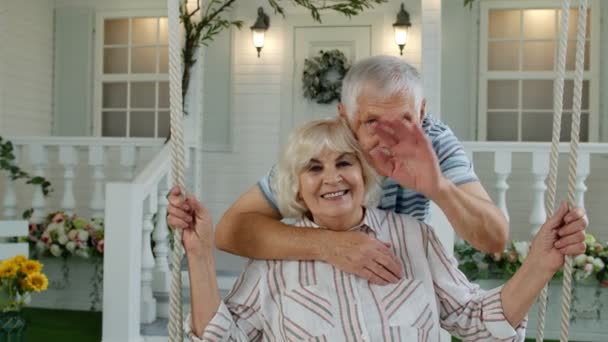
[584,263,593,273]
[29,224,37,233]
[52,213,65,224]
[40,232,52,246]
[97,240,104,254]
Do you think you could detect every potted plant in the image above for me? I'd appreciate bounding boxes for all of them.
[0,255,49,341]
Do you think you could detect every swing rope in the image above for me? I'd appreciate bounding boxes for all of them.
[168,0,185,340]
[536,0,589,341]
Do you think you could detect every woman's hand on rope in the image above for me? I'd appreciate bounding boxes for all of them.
[527,201,588,274]
[167,186,214,257]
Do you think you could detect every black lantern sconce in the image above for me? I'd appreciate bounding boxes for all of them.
[251,7,270,58]
[393,3,412,56]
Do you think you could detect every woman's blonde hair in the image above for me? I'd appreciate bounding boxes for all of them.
[274,117,381,219]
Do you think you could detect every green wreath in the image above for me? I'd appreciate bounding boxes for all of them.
[302,49,350,104]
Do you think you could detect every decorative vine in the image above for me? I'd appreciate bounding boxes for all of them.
[0,136,53,218]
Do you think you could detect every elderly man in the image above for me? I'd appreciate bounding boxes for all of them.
[215,55,508,284]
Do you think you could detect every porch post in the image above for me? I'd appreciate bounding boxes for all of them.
[102,182,144,342]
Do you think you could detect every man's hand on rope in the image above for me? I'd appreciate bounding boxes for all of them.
[527,201,588,274]
[167,186,214,257]
[322,230,403,285]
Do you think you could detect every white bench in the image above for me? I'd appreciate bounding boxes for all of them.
[0,220,29,260]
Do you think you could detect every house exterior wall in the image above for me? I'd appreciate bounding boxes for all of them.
[0,0,54,136]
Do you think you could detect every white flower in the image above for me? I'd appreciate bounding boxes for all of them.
[50,244,62,257]
[513,241,530,262]
[36,241,47,252]
[75,249,90,259]
[68,230,78,241]
[47,222,66,234]
[584,263,593,273]
[66,241,76,253]
[57,234,68,245]
[77,230,90,241]
[477,261,489,270]
[592,258,605,272]
[574,254,588,267]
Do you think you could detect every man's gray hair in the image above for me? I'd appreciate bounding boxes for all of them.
[341,55,423,120]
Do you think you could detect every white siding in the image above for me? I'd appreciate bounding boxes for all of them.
[0,0,54,136]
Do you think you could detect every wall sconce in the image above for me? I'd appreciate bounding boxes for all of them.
[251,7,270,58]
[393,3,411,56]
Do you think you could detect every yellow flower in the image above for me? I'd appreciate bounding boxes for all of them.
[25,273,48,292]
[0,262,19,278]
[21,260,43,276]
[10,255,27,267]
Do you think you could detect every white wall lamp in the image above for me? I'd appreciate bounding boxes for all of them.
[393,3,411,56]
[251,7,270,58]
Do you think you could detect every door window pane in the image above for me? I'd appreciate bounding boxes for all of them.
[489,42,519,70]
[103,48,128,73]
[487,112,518,141]
[104,19,128,45]
[523,9,556,39]
[522,112,553,141]
[103,83,128,108]
[131,47,157,73]
[522,80,553,110]
[488,80,518,109]
[563,80,589,110]
[158,82,169,108]
[132,18,157,45]
[130,82,156,108]
[523,41,555,70]
[102,112,127,136]
[130,111,155,137]
[561,112,589,142]
[489,10,520,38]
[566,40,590,71]
[158,111,170,138]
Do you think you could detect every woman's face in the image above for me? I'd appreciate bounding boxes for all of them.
[298,148,365,227]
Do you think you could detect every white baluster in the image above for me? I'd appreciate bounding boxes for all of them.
[141,194,158,324]
[89,146,106,220]
[575,152,590,209]
[530,152,550,236]
[28,144,48,224]
[153,175,171,294]
[59,146,78,215]
[493,151,512,222]
[120,146,137,180]
[2,145,19,219]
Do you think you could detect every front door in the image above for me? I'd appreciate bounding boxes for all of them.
[291,26,372,128]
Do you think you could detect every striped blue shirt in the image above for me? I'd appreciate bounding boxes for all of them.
[258,115,478,222]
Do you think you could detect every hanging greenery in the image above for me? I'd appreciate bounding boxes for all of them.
[178,0,386,111]
[302,49,350,104]
[0,136,53,219]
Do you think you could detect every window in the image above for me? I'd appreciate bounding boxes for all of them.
[478,1,599,142]
[96,14,169,138]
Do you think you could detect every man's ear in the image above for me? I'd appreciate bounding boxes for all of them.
[419,98,427,121]
[337,103,347,119]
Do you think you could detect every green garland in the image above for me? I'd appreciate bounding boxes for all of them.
[302,49,350,104]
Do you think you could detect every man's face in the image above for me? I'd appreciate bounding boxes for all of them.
[343,93,422,159]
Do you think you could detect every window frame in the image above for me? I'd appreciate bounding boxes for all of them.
[94,9,169,138]
[477,0,601,142]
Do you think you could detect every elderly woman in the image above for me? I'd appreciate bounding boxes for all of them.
[168,118,587,341]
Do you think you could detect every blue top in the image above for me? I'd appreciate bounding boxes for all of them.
[257,115,478,222]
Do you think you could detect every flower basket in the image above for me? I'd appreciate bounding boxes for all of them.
[0,311,26,342]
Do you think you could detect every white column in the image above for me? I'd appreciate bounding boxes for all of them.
[421,0,442,116]
[120,146,137,181]
[28,144,48,224]
[140,194,157,324]
[153,174,171,293]
[59,146,78,215]
[574,152,590,209]
[102,183,145,342]
[2,145,19,219]
[493,151,512,222]
[530,151,550,236]
[89,146,106,220]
